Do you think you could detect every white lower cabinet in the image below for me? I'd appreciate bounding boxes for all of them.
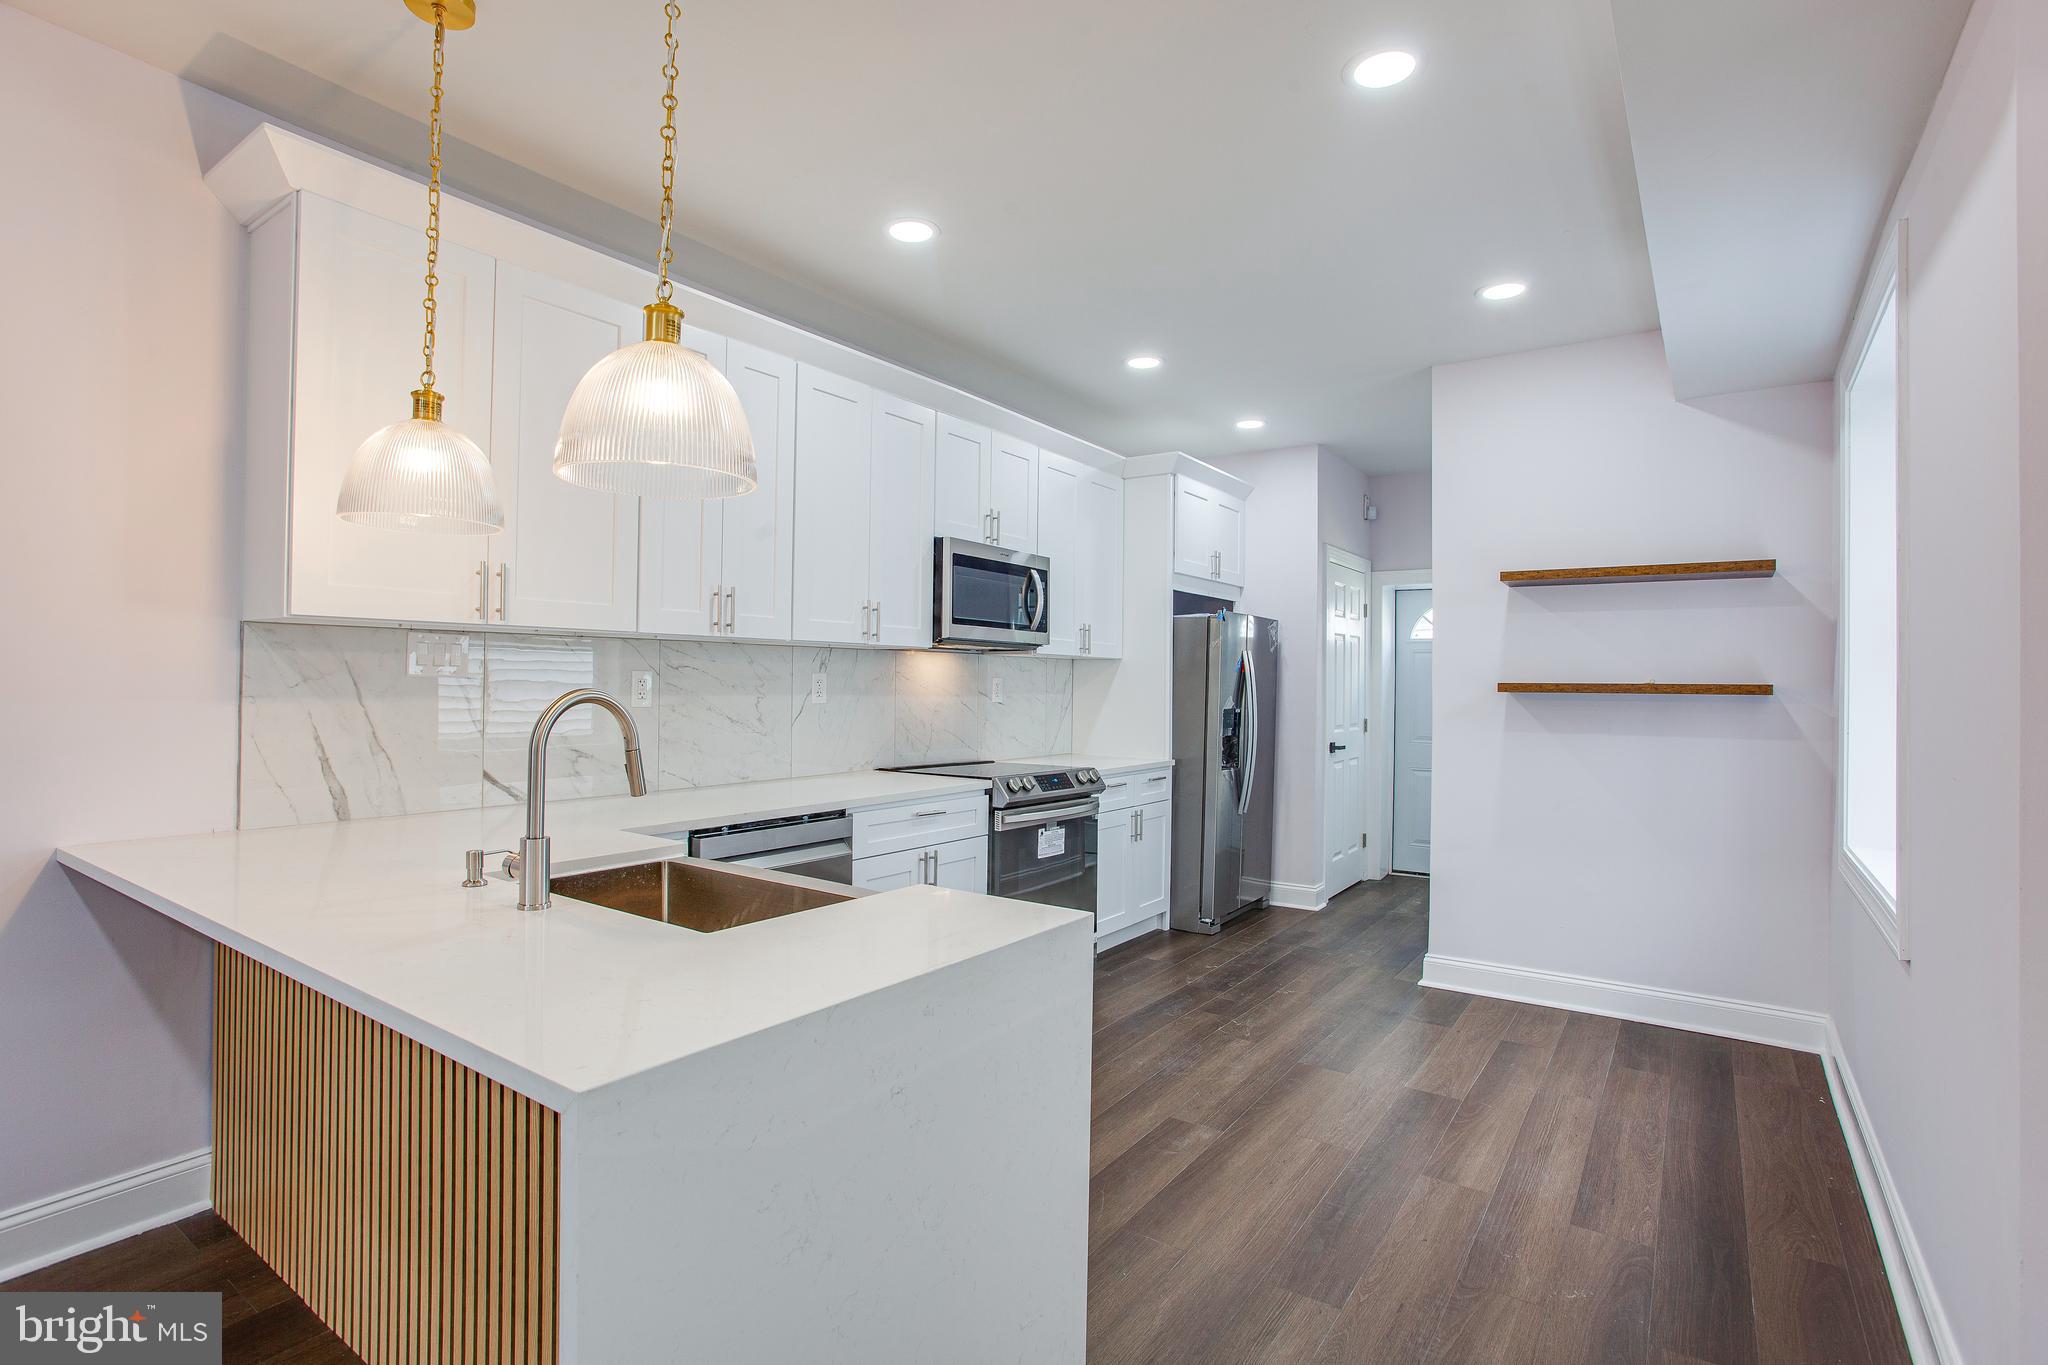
[853,838,988,894]
[1095,799,1170,940]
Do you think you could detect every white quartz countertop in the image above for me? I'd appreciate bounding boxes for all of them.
[56,769,1087,1108]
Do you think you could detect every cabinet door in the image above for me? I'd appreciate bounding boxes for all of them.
[931,838,989,893]
[1036,453,1082,656]
[934,414,991,543]
[1130,801,1172,922]
[289,193,500,623]
[491,263,642,632]
[720,341,798,640]
[1093,805,1135,935]
[1173,477,1220,580]
[637,323,726,636]
[1078,469,1124,657]
[870,393,936,648]
[1213,490,1247,588]
[791,365,873,643]
[852,846,924,892]
[988,431,1039,552]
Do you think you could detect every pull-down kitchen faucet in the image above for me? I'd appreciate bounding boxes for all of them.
[465,688,647,912]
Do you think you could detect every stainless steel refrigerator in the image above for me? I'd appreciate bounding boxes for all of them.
[1170,612,1280,933]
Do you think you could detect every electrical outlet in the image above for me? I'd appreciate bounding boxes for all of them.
[811,672,828,705]
[630,670,655,708]
[991,675,1006,705]
[406,632,473,678]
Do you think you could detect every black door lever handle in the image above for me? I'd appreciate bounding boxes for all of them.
[1328,742,1347,753]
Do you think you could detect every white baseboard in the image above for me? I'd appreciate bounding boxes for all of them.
[1243,878,1327,911]
[1822,1022,1959,1365]
[1419,953,1830,1052]
[0,1149,211,1283]
[1094,913,1167,954]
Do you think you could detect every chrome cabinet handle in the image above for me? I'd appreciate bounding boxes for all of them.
[495,562,509,620]
[1134,808,1144,841]
[712,585,723,632]
[873,597,882,641]
[725,586,736,633]
[1104,781,1128,792]
[476,559,489,620]
[913,808,947,818]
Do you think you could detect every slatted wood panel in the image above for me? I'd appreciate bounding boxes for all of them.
[213,947,558,1365]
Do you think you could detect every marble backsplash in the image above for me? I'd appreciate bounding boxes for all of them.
[238,623,1074,829]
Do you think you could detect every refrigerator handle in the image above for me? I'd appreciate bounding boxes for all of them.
[1238,642,1260,816]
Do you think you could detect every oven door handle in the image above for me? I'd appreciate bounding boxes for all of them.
[992,798,1099,831]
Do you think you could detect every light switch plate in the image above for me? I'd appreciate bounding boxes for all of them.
[406,632,474,678]
[630,670,655,708]
[811,673,828,705]
[991,675,1006,705]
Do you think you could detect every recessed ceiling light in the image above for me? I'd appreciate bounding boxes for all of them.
[1126,355,1163,370]
[1477,280,1528,302]
[887,219,937,244]
[1235,418,1266,430]
[1347,50,1417,89]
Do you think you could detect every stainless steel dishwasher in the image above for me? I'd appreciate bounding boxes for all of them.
[683,810,855,884]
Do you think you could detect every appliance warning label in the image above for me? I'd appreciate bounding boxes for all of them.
[1037,825,1066,859]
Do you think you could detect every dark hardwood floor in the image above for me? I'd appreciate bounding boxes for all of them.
[7,878,1908,1364]
[1087,877,1910,1364]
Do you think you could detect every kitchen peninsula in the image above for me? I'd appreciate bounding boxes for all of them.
[56,769,1092,1364]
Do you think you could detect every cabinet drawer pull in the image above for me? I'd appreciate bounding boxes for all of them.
[913,808,948,818]
[475,559,489,620]
[711,585,723,632]
[725,586,736,633]
[494,562,509,620]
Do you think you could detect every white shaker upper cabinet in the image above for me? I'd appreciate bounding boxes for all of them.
[1036,453,1083,656]
[638,334,797,640]
[277,192,502,624]
[490,264,642,633]
[933,415,992,543]
[637,324,727,637]
[717,341,798,640]
[1170,473,1246,594]
[791,364,874,644]
[871,393,936,648]
[989,430,1040,553]
[1077,468,1125,657]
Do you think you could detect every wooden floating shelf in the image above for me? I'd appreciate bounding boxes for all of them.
[1500,559,1776,586]
[1498,682,1775,696]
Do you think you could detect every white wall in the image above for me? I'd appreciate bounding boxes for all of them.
[1827,0,2039,1354]
[0,8,251,1233]
[1366,471,1433,570]
[1429,332,1836,1018]
[1316,452,1373,562]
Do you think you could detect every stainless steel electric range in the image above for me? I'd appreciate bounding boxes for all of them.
[886,761,1106,916]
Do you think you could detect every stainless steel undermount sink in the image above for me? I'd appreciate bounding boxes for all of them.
[550,856,859,934]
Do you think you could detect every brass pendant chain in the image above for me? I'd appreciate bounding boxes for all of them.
[655,0,681,303]
[420,4,448,393]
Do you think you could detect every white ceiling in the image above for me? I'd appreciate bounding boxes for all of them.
[1609,0,1972,400]
[17,0,1965,470]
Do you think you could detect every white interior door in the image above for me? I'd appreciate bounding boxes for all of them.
[492,263,642,632]
[1392,588,1434,875]
[1323,552,1370,895]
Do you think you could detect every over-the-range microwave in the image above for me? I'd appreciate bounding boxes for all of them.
[932,536,1049,650]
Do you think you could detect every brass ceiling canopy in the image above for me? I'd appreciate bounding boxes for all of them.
[404,0,476,31]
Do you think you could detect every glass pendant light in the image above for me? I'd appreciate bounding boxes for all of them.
[336,0,505,534]
[552,2,758,499]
